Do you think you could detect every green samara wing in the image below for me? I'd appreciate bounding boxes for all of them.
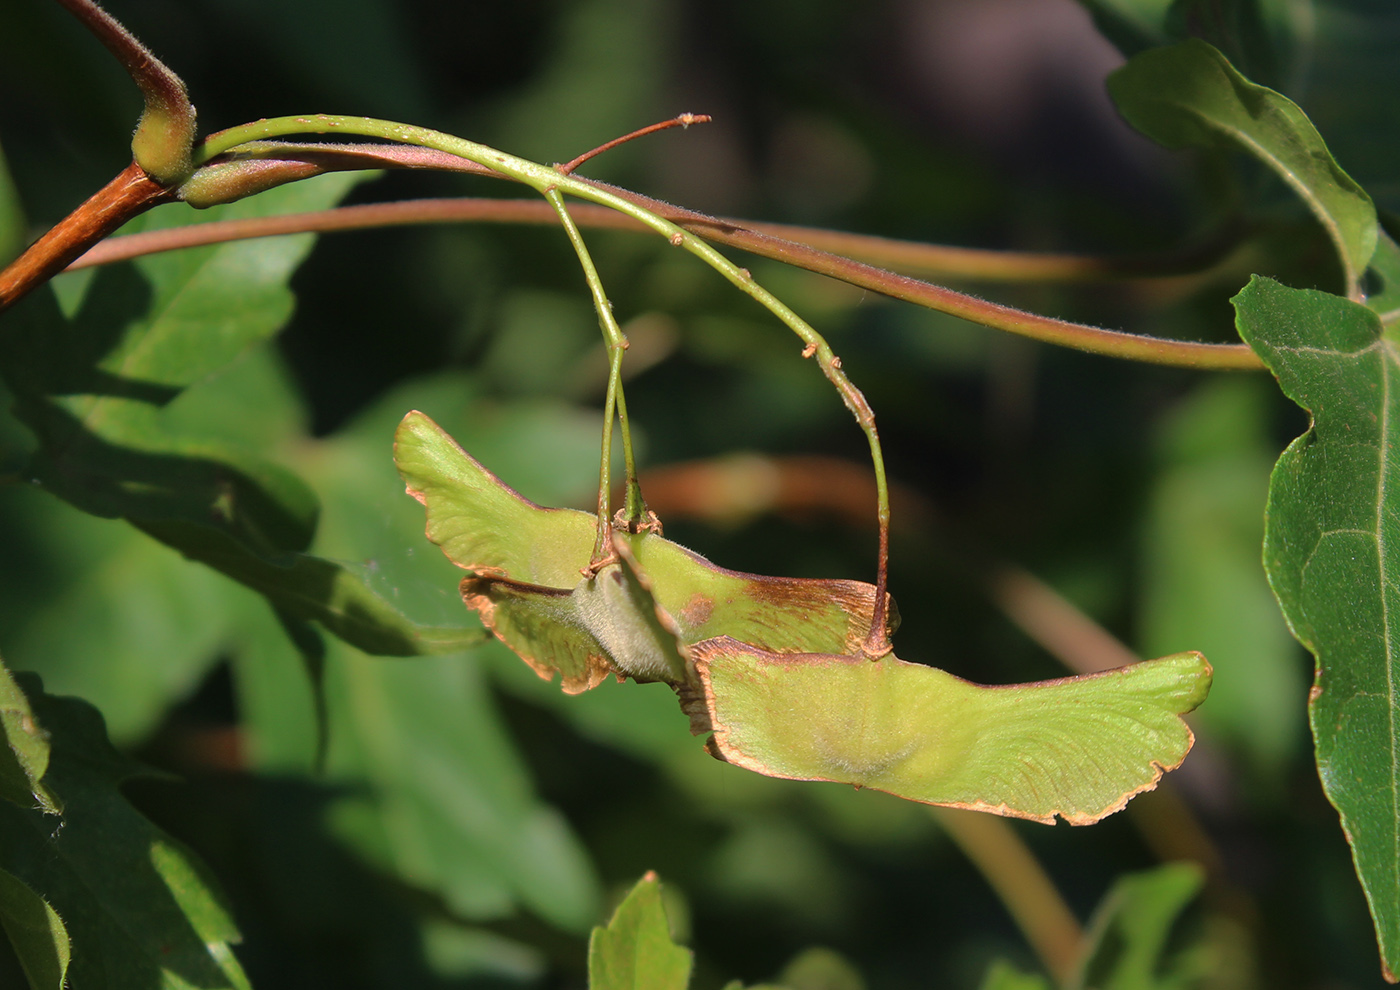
[396,409,595,589]
[690,638,1212,825]
[394,411,891,690]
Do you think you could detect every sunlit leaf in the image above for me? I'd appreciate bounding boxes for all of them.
[1233,274,1400,979]
[1109,39,1377,291]
[692,638,1210,825]
[0,866,69,990]
[588,871,692,990]
[0,671,250,988]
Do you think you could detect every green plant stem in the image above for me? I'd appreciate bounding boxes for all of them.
[592,347,623,568]
[932,807,1083,985]
[544,189,647,548]
[195,114,896,652]
[68,193,1266,370]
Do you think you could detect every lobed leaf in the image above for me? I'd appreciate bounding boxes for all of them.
[0,175,470,656]
[690,638,1210,825]
[0,670,250,987]
[1233,274,1400,980]
[1109,39,1377,292]
[588,871,692,990]
[319,639,601,932]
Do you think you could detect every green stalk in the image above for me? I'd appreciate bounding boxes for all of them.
[544,189,648,547]
[591,346,624,569]
[196,115,895,650]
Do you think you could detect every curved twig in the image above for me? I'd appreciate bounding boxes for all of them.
[69,192,1265,371]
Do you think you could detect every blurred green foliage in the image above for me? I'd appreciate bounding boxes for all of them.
[1,0,1398,987]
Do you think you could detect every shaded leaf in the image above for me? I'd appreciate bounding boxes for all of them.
[1165,0,1279,88]
[0,866,69,990]
[1070,863,1205,990]
[0,671,249,988]
[1233,274,1400,979]
[136,515,486,656]
[1109,39,1376,291]
[0,138,23,267]
[419,918,547,984]
[1,488,243,744]
[691,638,1210,825]
[0,656,58,815]
[1076,0,1171,58]
[1140,378,1303,778]
[770,945,865,990]
[588,871,692,990]
[229,593,326,773]
[0,176,475,656]
[321,638,602,932]
[1368,229,1400,330]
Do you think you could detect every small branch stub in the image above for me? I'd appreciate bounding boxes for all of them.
[557,113,713,176]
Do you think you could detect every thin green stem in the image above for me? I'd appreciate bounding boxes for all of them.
[196,114,896,649]
[592,347,623,568]
[662,232,895,655]
[544,188,647,536]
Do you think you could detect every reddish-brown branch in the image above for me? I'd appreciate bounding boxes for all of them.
[54,0,190,118]
[151,139,1245,282]
[556,113,712,175]
[0,162,171,313]
[69,190,1265,370]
